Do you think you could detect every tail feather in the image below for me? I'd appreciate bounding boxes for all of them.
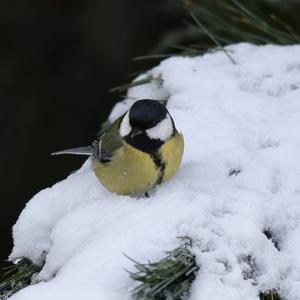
[51,147,92,156]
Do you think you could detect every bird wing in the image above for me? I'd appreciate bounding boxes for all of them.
[96,115,124,163]
[51,114,125,162]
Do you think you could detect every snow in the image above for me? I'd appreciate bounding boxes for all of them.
[8,43,300,300]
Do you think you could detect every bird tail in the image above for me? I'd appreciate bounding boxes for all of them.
[51,147,92,156]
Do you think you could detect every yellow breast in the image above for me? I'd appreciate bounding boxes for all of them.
[92,132,184,196]
[92,142,159,195]
[161,132,184,182]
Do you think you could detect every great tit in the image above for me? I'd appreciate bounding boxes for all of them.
[53,99,184,196]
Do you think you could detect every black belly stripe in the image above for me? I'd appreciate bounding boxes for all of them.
[151,151,166,186]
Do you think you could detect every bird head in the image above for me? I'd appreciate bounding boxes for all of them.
[119,99,175,152]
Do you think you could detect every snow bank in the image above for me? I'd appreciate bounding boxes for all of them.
[9,43,300,299]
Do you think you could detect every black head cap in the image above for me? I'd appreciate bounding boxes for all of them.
[129,99,167,129]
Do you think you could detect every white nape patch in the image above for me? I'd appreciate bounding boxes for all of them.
[146,113,173,141]
[119,111,132,137]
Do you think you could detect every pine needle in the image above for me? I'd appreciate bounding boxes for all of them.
[126,237,199,300]
[109,0,300,95]
[109,77,153,93]
[260,290,281,300]
[0,258,41,299]
[190,12,237,64]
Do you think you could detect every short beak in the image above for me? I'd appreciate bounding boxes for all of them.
[130,127,143,138]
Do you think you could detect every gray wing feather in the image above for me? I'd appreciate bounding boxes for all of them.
[51,147,92,156]
[52,115,124,160]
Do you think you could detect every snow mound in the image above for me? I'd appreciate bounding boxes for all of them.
[9,43,300,300]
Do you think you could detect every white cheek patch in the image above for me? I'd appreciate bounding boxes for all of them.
[146,114,173,141]
[119,111,132,137]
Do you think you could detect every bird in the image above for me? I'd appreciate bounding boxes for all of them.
[52,99,184,196]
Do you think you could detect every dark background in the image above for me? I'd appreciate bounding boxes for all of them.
[0,0,183,267]
[1,0,300,270]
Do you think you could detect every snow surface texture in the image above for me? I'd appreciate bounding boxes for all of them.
[9,43,300,300]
